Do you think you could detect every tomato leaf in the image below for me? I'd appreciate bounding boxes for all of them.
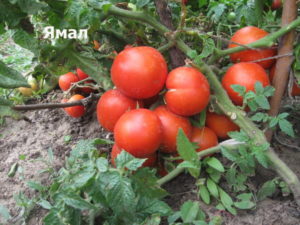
[115,150,146,171]
[198,185,210,204]
[231,84,246,96]
[96,157,109,172]
[206,178,219,198]
[0,60,30,88]
[206,157,224,172]
[180,201,200,223]
[278,118,295,137]
[257,180,277,201]
[221,146,237,161]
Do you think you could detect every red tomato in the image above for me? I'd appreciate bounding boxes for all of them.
[206,112,239,139]
[111,144,157,168]
[154,105,192,153]
[165,67,210,116]
[271,0,282,9]
[97,89,142,132]
[182,0,188,4]
[222,62,270,105]
[63,94,85,118]
[229,26,276,69]
[111,46,168,99]
[114,109,162,158]
[58,72,79,91]
[269,64,300,96]
[191,127,218,152]
[76,68,89,80]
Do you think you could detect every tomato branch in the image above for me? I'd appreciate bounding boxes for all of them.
[12,93,101,111]
[213,16,300,59]
[101,4,300,206]
[157,140,246,186]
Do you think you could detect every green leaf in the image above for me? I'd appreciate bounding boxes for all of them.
[206,178,219,198]
[253,150,268,168]
[198,38,215,58]
[131,168,168,199]
[38,199,52,210]
[187,50,198,59]
[0,204,11,222]
[16,0,47,14]
[141,215,161,225]
[177,129,200,178]
[231,84,246,96]
[278,119,295,137]
[254,82,264,94]
[43,209,64,225]
[263,86,275,97]
[199,185,210,204]
[251,112,268,122]
[257,180,276,201]
[0,99,21,120]
[72,169,95,188]
[99,172,136,215]
[180,201,200,223]
[221,146,237,161]
[12,29,39,55]
[96,157,108,172]
[137,197,172,217]
[236,193,253,201]
[228,130,249,142]
[115,150,146,171]
[0,60,29,88]
[234,200,255,209]
[94,138,114,145]
[206,157,224,172]
[59,192,97,210]
[225,167,236,186]
[254,95,270,110]
[27,181,45,192]
[269,117,279,128]
[136,0,150,8]
[219,187,236,215]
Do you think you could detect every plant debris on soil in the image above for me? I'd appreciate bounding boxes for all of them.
[0,90,300,225]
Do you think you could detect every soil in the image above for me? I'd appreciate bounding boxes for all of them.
[0,90,300,225]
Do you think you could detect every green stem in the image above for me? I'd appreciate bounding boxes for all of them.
[99,4,300,205]
[216,16,300,58]
[254,0,263,27]
[157,141,245,186]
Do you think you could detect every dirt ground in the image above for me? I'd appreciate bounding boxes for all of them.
[0,90,300,225]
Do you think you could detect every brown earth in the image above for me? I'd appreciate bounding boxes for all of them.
[0,90,300,225]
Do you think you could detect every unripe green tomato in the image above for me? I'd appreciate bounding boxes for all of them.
[227,12,236,22]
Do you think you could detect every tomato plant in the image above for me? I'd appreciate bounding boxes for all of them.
[191,126,218,152]
[58,72,79,91]
[222,62,270,105]
[96,89,142,132]
[154,105,192,153]
[165,67,210,116]
[111,46,168,99]
[63,94,85,118]
[114,108,162,158]
[206,112,240,139]
[111,144,157,168]
[229,26,276,69]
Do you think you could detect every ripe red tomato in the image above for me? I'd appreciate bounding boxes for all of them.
[111,46,168,99]
[154,105,192,153]
[97,89,142,132]
[114,109,162,158]
[206,112,239,139]
[63,94,85,118]
[229,26,276,69]
[269,64,300,96]
[165,67,210,116]
[191,127,218,152]
[76,68,89,80]
[271,0,282,9]
[222,62,270,105]
[58,72,79,91]
[111,144,157,168]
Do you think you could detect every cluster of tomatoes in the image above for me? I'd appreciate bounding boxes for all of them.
[58,24,299,173]
[58,68,95,117]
